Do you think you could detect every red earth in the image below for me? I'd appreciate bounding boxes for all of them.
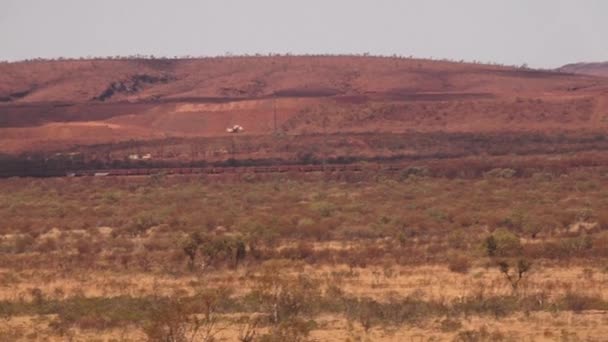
[1,56,608,157]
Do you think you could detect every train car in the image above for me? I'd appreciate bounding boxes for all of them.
[345,164,363,172]
[56,161,411,179]
[325,165,342,172]
[110,169,129,176]
[386,164,403,172]
[253,166,270,173]
[136,168,149,175]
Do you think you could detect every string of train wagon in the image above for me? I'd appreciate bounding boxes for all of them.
[67,163,406,177]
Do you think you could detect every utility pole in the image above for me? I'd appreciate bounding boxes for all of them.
[322,115,329,170]
[273,94,277,134]
[231,136,236,160]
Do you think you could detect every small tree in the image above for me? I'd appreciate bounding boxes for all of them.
[252,262,320,325]
[143,298,198,342]
[497,259,532,291]
[485,235,497,257]
[237,317,260,342]
[182,232,204,271]
[199,235,247,269]
[144,288,227,342]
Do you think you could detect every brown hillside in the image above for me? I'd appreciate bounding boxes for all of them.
[1,56,608,155]
[559,62,608,78]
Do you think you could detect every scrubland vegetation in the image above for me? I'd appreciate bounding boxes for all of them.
[1,166,608,341]
[3,54,608,340]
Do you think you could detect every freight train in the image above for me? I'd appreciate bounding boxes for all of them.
[65,163,401,177]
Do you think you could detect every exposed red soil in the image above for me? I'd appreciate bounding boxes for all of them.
[1,56,608,155]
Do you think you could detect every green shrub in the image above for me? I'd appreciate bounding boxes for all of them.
[485,229,522,257]
[501,210,526,231]
[126,213,162,236]
[310,201,334,218]
[400,166,429,180]
[484,168,516,179]
[197,235,248,269]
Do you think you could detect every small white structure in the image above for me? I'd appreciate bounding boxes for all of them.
[226,125,244,133]
[129,153,152,160]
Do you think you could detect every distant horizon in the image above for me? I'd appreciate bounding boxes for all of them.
[1,53,605,70]
[2,1,607,69]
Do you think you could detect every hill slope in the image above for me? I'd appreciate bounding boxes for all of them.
[559,62,608,78]
[1,56,608,157]
[2,56,602,103]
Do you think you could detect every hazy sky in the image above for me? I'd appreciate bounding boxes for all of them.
[1,0,607,68]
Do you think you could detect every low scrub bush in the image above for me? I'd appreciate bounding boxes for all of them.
[559,293,608,312]
[448,254,472,274]
[484,168,516,179]
[455,295,519,318]
[249,264,322,325]
[258,318,316,342]
[454,327,506,342]
[530,236,594,259]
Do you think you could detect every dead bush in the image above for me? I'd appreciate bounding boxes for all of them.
[258,318,316,342]
[14,234,35,254]
[440,318,462,332]
[448,255,472,274]
[447,229,469,249]
[454,327,505,342]
[35,237,58,253]
[251,263,321,325]
[143,293,225,342]
[75,237,101,255]
[559,293,608,312]
[279,242,315,262]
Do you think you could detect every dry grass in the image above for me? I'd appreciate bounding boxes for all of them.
[1,170,608,340]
